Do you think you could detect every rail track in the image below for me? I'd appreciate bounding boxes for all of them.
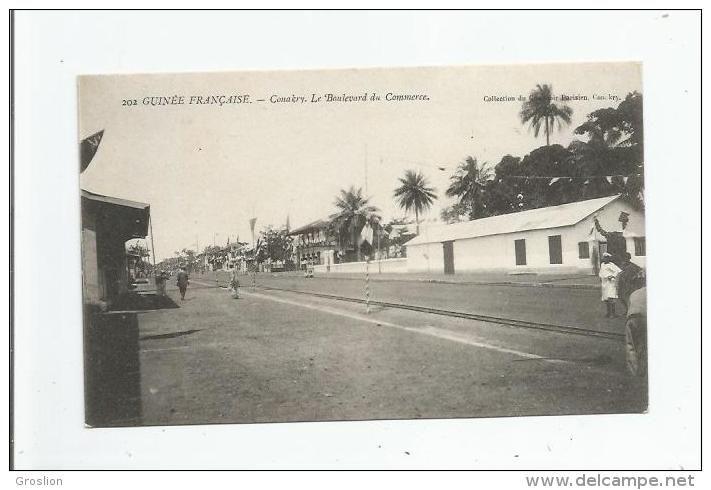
[253,284,625,342]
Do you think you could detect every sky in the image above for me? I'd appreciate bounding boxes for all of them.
[79,62,642,261]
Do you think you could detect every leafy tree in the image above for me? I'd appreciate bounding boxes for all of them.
[445,156,493,219]
[573,91,644,204]
[517,144,576,208]
[439,201,472,224]
[575,91,643,151]
[126,241,152,276]
[180,248,197,272]
[329,186,381,262]
[474,92,644,217]
[519,84,573,146]
[393,169,437,234]
[126,241,150,258]
[202,245,222,256]
[480,155,523,215]
[256,227,294,265]
[377,218,416,258]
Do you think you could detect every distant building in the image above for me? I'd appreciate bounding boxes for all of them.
[81,189,151,307]
[288,219,340,269]
[405,195,645,275]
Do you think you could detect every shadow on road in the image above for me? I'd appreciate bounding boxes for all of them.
[109,293,180,311]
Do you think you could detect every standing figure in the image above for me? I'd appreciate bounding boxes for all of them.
[598,252,622,318]
[176,266,189,301]
[616,252,643,311]
[229,270,240,299]
[593,214,628,266]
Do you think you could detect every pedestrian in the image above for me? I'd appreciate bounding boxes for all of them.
[616,252,643,311]
[229,269,240,299]
[598,252,622,318]
[176,266,189,301]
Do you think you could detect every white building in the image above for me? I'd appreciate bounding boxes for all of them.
[405,195,645,275]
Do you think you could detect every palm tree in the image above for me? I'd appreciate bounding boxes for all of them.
[445,156,492,220]
[519,84,573,146]
[329,186,381,262]
[393,170,437,235]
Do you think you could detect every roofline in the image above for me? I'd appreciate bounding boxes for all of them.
[573,194,622,227]
[81,189,150,210]
[288,219,330,235]
[404,222,578,247]
[405,194,623,246]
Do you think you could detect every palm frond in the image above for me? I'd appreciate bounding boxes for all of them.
[519,84,573,143]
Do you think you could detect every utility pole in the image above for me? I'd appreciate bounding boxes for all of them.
[148,215,157,275]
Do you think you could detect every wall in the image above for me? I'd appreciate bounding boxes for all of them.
[406,241,445,274]
[313,258,407,274]
[81,211,101,304]
[427,226,590,274]
[82,200,141,305]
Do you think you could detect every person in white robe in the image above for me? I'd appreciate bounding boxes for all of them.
[599,252,622,318]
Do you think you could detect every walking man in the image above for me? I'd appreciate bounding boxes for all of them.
[176,266,189,301]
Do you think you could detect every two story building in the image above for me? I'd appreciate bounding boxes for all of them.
[288,219,341,269]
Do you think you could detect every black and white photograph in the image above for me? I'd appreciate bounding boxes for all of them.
[11,8,702,476]
[79,63,649,427]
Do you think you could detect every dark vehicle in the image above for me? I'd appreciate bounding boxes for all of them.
[625,287,647,377]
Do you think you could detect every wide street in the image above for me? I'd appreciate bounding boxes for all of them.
[133,272,647,426]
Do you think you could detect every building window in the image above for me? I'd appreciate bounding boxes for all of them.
[634,237,646,256]
[578,241,590,259]
[514,239,526,266]
[548,235,563,264]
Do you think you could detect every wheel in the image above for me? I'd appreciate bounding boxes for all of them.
[625,317,647,377]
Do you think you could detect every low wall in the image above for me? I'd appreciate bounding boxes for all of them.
[313,258,408,274]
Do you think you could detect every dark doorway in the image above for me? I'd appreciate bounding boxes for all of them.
[514,239,527,266]
[548,235,563,264]
[442,241,455,274]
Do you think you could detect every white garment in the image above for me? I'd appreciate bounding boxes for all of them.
[599,262,622,300]
[359,223,374,245]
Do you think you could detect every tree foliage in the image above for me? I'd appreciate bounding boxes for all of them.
[329,186,381,261]
[443,90,645,220]
[256,227,294,264]
[519,84,573,146]
[126,241,150,258]
[444,156,493,220]
[393,170,437,233]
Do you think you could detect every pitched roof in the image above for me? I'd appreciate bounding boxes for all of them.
[81,189,150,210]
[405,195,621,246]
[288,219,330,235]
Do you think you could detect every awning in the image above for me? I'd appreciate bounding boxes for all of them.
[81,189,150,239]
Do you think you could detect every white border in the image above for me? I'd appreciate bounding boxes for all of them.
[10,9,702,471]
